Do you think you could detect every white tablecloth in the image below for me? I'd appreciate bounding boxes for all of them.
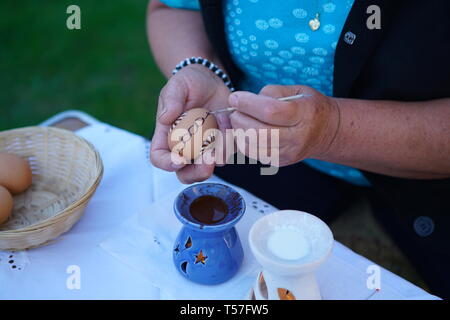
[0,122,440,300]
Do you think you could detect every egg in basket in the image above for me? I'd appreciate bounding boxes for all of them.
[0,126,103,250]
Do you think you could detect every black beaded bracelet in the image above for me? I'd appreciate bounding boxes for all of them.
[172,56,236,92]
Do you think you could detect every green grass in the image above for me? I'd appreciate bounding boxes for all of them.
[0,0,165,137]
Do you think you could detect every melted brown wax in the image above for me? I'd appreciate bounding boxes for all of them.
[189,195,229,224]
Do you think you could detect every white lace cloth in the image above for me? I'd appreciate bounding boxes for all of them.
[0,251,29,272]
[0,121,440,299]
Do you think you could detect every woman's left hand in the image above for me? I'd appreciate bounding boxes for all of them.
[228,85,341,167]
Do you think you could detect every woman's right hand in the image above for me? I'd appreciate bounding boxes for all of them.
[150,64,232,184]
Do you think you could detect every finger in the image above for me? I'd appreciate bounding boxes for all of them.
[157,77,189,125]
[214,112,232,131]
[229,91,301,126]
[176,156,215,184]
[259,84,311,98]
[229,110,277,131]
[150,121,187,171]
[229,111,280,161]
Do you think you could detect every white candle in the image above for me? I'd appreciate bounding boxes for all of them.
[267,228,310,261]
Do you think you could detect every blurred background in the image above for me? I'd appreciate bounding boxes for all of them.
[0,0,163,136]
[0,0,430,293]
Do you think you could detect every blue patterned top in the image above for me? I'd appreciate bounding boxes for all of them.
[159,0,371,187]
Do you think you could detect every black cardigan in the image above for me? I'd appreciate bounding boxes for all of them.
[198,0,450,217]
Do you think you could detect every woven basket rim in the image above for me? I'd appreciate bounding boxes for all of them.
[0,126,104,235]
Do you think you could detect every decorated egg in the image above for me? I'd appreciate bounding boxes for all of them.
[168,108,218,162]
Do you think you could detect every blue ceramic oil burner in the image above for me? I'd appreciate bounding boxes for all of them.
[173,183,246,285]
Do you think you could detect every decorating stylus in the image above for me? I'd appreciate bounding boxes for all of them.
[208,93,313,115]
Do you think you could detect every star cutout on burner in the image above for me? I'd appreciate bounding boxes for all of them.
[174,245,180,254]
[194,250,207,264]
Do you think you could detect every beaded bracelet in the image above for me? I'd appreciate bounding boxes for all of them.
[172,57,236,92]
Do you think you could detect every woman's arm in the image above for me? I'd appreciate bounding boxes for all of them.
[147,0,221,77]
[148,1,233,184]
[227,86,450,180]
[319,97,450,179]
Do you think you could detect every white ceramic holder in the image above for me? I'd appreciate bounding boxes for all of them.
[248,210,334,300]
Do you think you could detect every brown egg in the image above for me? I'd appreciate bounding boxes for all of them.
[0,153,32,194]
[167,108,218,161]
[0,185,13,225]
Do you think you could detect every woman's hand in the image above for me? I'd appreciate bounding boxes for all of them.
[228,85,341,167]
[150,64,231,184]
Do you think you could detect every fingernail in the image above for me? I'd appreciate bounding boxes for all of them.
[171,163,185,170]
[229,94,238,108]
[157,100,166,120]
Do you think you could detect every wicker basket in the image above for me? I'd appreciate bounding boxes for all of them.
[0,126,103,250]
